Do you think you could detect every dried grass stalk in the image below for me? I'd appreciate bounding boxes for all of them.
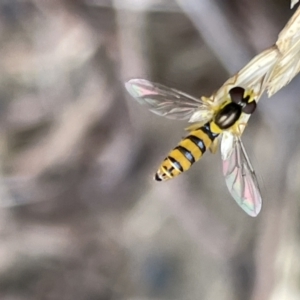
[269,6,300,95]
[206,3,300,134]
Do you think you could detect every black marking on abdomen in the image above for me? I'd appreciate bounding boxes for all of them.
[188,135,206,153]
[201,123,218,140]
[168,156,183,172]
[155,173,162,181]
[175,146,195,164]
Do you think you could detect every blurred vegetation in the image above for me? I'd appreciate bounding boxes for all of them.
[0,0,299,299]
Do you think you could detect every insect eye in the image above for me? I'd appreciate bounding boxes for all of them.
[242,101,257,114]
[229,87,245,104]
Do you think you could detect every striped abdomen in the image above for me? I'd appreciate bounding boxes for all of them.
[155,123,219,181]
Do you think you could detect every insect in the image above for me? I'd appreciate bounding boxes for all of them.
[125,79,262,217]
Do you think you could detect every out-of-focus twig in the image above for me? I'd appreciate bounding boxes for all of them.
[176,0,253,73]
[291,0,299,9]
[12,75,111,177]
[87,0,181,12]
[113,0,150,79]
[124,181,236,262]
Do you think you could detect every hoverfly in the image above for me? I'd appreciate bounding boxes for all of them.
[125,79,262,217]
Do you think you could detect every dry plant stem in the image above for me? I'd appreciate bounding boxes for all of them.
[201,4,300,135]
[268,6,300,95]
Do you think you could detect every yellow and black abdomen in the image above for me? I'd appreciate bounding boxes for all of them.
[155,123,219,181]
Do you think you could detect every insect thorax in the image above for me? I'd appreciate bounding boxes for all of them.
[214,102,242,130]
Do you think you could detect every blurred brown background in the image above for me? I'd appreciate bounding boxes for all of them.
[0,0,299,299]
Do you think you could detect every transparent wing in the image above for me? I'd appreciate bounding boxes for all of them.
[125,79,214,121]
[221,133,262,217]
